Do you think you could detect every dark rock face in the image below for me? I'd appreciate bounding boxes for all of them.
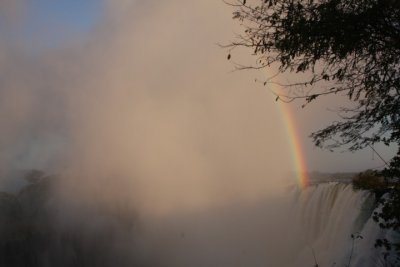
[0,172,142,267]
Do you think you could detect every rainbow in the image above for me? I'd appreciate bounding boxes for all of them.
[273,86,309,189]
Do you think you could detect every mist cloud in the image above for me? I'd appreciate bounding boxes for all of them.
[0,0,293,215]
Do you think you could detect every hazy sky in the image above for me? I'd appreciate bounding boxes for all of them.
[0,0,395,185]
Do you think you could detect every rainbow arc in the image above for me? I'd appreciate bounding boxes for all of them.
[275,87,309,189]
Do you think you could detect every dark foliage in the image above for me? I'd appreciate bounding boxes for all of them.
[352,169,386,191]
[226,0,400,150]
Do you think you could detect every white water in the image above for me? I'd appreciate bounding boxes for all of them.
[143,182,395,267]
[286,183,391,267]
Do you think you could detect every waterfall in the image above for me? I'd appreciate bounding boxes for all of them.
[142,182,397,267]
[285,182,393,267]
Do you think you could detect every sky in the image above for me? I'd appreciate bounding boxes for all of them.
[0,0,102,49]
[27,0,101,46]
[0,0,396,203]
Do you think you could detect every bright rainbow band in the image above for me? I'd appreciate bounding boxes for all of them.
[275,87,309,189]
